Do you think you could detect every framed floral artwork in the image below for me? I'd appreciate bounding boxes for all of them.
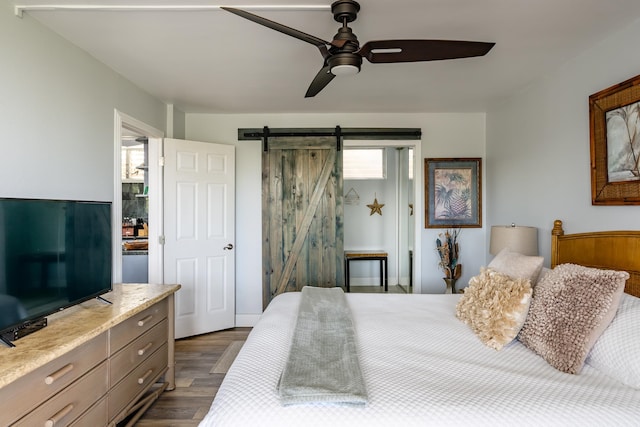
[590,74,640,205]
[425,158,482,228]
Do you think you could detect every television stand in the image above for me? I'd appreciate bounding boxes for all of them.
[0,335,15,348]
[96,295,112,304]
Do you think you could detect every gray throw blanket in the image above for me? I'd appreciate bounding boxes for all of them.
[277,286,368,406]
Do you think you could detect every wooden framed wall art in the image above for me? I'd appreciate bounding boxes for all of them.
[425,158,481,228]
[590,74,640,205]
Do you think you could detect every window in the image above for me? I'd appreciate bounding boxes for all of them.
[121,144,145,182]
[343,148,386,179]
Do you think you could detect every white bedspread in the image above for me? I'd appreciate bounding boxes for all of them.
[200,292,640,427]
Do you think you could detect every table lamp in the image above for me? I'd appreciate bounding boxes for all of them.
[490,223,538,256]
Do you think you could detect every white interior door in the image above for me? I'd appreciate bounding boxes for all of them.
[163,138,235,339]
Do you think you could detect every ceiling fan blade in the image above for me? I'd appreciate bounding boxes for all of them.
[221,7,331,49]
[358,39,495,63]
[305,65,335,98]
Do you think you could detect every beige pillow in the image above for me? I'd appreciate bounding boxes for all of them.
[517,263,628,374]
[456,268,532,350]
[488,248,544,284]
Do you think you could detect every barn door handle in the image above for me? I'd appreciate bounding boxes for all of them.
[223,244,234,250]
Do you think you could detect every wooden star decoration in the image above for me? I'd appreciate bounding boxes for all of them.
[367,198,384,216]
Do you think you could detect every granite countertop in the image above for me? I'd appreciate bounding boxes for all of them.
[0,283,180,389]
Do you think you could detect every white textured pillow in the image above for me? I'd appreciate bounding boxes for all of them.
[488,248,544,284]
[586,293,640,388]
[456,268,532,350]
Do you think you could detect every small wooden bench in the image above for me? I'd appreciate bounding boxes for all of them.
[344,251,388,292]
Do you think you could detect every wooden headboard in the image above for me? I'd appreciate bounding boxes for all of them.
[551,220,640,297]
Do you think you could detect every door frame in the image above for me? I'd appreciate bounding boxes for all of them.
[113,110,164,283]
[344,139,422,293]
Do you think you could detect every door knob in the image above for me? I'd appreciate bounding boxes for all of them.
[223,244,234,250]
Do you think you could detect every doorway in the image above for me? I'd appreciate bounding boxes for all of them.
[120,135,148,282]
[343,140,421,293]
[114,114,237,337]
[113,110,164,284]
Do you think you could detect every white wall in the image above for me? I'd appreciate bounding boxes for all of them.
[0,3,166,202]
[486,17,640,265]
[186,112,486,318]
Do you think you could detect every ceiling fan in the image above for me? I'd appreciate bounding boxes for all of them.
[222,0,495,98]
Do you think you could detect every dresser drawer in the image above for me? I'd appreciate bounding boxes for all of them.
[110,300,168,354]
[0,332,108,426]
[109,343,168,421]
[69,397,107,427]
[110,318,168,386]
[13,361,108,427]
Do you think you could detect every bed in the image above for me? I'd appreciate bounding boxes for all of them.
[200,220,640,426]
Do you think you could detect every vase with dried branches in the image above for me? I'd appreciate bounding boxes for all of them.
[436,229,462,293]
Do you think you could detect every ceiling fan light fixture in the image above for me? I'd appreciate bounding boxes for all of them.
[328,53,362,76]
[331,64,360,75]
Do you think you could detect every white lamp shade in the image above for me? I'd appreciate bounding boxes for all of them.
[490,225,538,256]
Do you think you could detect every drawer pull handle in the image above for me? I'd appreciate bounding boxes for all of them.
[45,364,74,385]
[44,403,74,427]
[137,315,153,327]
[138,368,154,384]
[138,342,154,356]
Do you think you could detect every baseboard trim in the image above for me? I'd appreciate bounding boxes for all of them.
[235,314,261,327]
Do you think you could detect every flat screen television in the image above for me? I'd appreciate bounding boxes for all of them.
[0,197,112,345]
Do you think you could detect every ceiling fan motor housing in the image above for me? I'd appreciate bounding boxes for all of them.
[332,0,360,23]
[332,26,359,48]
[329,2,362,75]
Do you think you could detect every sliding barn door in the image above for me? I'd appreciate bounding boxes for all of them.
[263,137,344,308]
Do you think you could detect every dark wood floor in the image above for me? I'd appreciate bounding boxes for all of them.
[134,327,251,426]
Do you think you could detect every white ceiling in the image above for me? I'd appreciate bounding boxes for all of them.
[11,0,640,114]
